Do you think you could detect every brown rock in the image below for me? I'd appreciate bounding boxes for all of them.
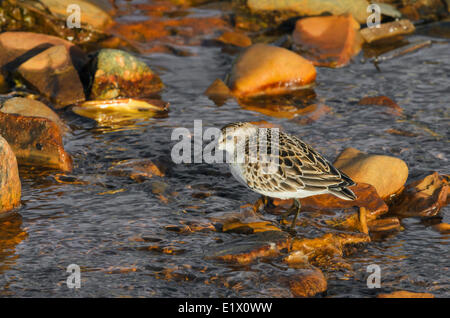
[1,97,68,133]
[216,31,252,47]
[292,15,363,68]
[288,267,327,297]
[0,112,72,171]
[108,159,165,182]
[0,136,21,213]
[389,172,448,218]
[358,96,402,115]
[222,220,281,234]
[207,231,290,265]
[333,148,408,199]
[0,32,87,72]
[367,217,401,232]
[17,45,85,108]
[432,223,450,234]
[377,291,434,298]
[360,20,415,44]
[228,44,316,98]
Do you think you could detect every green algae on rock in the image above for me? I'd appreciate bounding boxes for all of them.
[0,135,21,213]
[87,49,164,100]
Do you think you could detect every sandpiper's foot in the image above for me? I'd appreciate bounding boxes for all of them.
[280,199,301,229]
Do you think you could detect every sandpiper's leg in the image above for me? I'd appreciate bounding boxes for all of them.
[281,200,297,220]
[290,199,301,230]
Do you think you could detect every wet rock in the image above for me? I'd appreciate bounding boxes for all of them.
[358,96,402,115]
[377,291,434,298]
[0,73,8,93]
[293,103,332,125]
[207,231,290,264]
[333,148,408,199]
[215,31,252,47]
[296,183,389,218]
[0,213,27,273]
[0,32,87,73]
[16,45,85,108]
[360,20,415,44]
[0,112,72,171]
[0,136,21,213]
[233,0,371,30]
[222,220,281,234]
[386,128,418,137]
[87,49,164,100]
[108,159,165,182]
[367,217,402,233]
[204,79,232,106]
[72,98,169,124]
[291,233,370,267]
[287,267,327,297]
[228,44,316,98]
[389,172,448,218]
[292,15,363,68]
[1,97,68,133]
[38,0,114,31]
[236,89,317,119]
[432,223,450,234]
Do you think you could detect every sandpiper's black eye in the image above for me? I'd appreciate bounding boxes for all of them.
[226,135,233,141]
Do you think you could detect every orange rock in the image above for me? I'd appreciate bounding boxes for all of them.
[0,136,21,213]
[204,79,232,106]
[432,223,450,234]
[1,97,68,134]
[222,220,281,234]
[377,291,434,298]
[299,183,389,218]
[333,148,408,199]
[389,172,448,218]
[292,15,363,68]
[0,112,72,172]
[17,45,85,108]
[228,44,316,98]
[109,159,165,181]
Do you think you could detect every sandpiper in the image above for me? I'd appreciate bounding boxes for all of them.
[217,122,356,229]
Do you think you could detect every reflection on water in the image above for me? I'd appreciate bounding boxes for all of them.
[0,5,449,297]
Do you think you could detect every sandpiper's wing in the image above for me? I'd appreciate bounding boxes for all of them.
[242,130,356,200]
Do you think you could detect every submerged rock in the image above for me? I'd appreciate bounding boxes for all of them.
[358,96,402,115]
[0,136,21,213]
[1,97,68,133]
[367,217,402,233]
[389,172,448,218]
[292,15,363,68]
[108,159,165,182]
[87,49,164,100]
[207,231,290,265]
[377,291,434,298]
[215,31,252,48]
[0,112,72,171]
[72,98,169,124]
[204,78,233,106]
[360,20,415,44]
[281,267,327,297]
[333,148,408,199]
[228,44,316,98]
[16,45,85,108]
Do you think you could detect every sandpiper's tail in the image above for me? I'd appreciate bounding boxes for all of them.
[328,170,357,201]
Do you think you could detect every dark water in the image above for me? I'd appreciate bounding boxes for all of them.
[0,4,449,297]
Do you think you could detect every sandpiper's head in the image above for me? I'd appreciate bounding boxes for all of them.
[217,122,257,153]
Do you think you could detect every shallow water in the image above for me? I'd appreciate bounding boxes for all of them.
[0,4,449,297]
